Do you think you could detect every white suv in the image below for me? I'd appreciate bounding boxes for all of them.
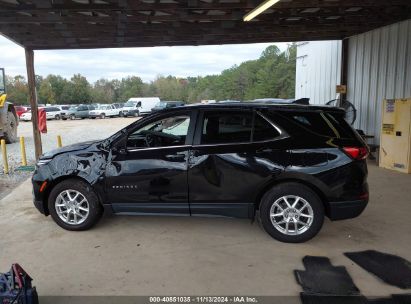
[89,105,118,119]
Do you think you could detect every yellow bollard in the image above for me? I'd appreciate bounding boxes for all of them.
[57,135,62,148]
[20,136,27,166]
[1,139,8,174]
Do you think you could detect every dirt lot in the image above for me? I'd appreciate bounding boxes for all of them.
[0,163,410,298]
[0,117,137,199]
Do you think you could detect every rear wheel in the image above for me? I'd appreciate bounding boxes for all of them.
[48,179,103,231]
[55,114,61,120]
[3,110,17,143]
[100,113,105,119]
[259,183,324,243]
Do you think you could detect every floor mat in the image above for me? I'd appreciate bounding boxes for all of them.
[367,294,411,304]
[295,256,361,296]
[345,250,411,289]
[300,293,367,304]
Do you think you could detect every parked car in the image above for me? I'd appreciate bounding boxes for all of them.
[19,110,33,121]
[122,97,160,117]
[89,104,118,119]
[112,103,124,116]
[14,106,29,118]
[55,105,71,120]
[32,103,369,242]
[44,106,63,120]
[151,101,185,112]
[67,105,95,120]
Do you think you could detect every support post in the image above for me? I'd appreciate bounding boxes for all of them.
[25,48,42,160]
[340,38,349,101]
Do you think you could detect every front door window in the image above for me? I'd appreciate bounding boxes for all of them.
[127,115,190,149]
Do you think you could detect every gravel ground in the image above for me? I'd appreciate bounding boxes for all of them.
[0,117,138,197]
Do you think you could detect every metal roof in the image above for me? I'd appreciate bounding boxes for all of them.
[1,0,410,50]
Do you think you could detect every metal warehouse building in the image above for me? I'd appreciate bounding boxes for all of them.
[296,19,411,145]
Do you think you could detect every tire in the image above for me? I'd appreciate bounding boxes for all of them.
[55,114,61,120]
[100,113,105,119]
[91,117,96,119]
[3,110,17,143]
[48,179,103,231]
[259,183,324,243]
[119,111,123,117]
[70,114,76,120]
[133,111,139,117]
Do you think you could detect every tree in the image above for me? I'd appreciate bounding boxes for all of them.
[38,79,55,104]
[117,76,144,101]
[60,74,91,104]
[91,78,116,103]
[5,75,28,104]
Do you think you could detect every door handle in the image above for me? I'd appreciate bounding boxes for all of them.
[256,147,273,153]
[165,153,186,161]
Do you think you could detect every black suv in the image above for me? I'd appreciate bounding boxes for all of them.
[32,103,369,243]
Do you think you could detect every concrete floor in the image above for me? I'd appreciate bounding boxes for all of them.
[0,163,410,297]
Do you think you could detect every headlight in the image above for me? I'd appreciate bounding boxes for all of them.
[37,159,52,166]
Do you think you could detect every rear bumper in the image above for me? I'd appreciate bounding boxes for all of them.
[327,199,368,220]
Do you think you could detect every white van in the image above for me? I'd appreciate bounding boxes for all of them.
[122,97,160,117]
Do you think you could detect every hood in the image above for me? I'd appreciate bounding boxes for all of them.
[40,140,101,159]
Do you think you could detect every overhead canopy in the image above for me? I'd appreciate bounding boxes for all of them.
[0,0,410,50]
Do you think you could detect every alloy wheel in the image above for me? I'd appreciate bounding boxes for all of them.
[269,195,314,235]
[55,189,90,225]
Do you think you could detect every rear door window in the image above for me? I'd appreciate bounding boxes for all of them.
[201,111,253,144]
[253,114,281,141]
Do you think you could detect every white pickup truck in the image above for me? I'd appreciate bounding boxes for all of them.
[89,104,119,119]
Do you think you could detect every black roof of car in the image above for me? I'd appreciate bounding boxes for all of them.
[160,102,346,113]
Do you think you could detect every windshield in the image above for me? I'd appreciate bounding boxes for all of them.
[99,105,109,110]
[124,101,137,107]
[0,68,5,95]
[69,106,77,110]
[155,102,167,108]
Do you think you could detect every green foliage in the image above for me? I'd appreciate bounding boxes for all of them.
[5,44,296,105]
[5,75,28,104]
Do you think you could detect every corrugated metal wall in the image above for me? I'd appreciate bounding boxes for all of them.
[295,40,342,104]
[347,19,411,144]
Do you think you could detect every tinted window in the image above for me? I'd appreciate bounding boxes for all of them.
[324,112,357,139]
[201,112,252,144]
[253,114,281,141]
[278,111,337,137]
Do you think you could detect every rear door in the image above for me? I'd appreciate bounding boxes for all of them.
[188,108,288,218]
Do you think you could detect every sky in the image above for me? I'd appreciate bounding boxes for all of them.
[0,35,288,83]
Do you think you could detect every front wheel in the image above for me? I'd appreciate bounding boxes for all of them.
[100,113,105,119]
[259,183,324,243]
[3,111,17,143]
[48,179,103,231]
[133,111,139,117]
[55,114,61,120]
[70,114,76,120]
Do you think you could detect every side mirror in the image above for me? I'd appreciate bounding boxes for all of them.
[112,145,127,155]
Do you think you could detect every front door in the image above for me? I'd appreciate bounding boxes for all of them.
[106,111,196,215]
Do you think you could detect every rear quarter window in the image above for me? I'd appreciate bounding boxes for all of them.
[276,110,356,139]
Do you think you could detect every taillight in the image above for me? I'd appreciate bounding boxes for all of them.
[342,147,369,160]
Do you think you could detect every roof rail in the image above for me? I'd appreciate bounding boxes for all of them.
[252,98,310,105]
